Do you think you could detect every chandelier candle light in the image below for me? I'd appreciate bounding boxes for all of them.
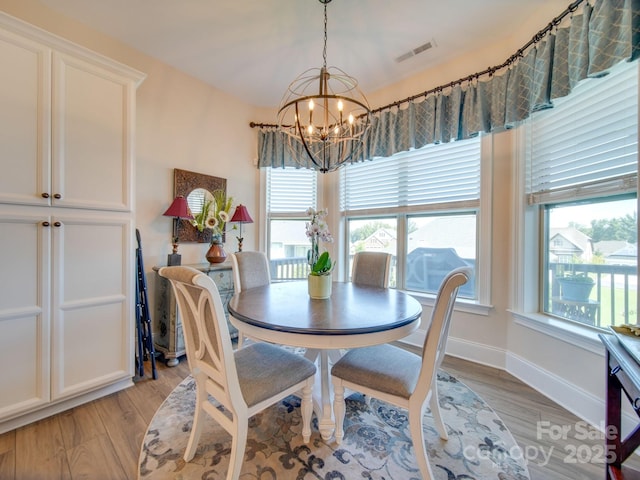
[277,0,371,173]
[306,207,334,299]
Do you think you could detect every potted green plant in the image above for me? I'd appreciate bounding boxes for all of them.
[557,272,595,302]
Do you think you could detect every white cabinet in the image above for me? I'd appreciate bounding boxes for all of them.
[0,13,144,433]
[0,21,135,211]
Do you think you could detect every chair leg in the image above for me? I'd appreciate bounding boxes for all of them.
[409,404,434,480]
[227,420,248,480]
[301,377,314,443]
[333,380,345,445]
[184,382,206,462]
[237,333,244,349]
[429,379,448,440]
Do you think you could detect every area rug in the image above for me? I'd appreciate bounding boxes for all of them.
[138,369,529,480]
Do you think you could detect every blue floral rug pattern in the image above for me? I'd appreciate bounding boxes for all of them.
[139,370,529,479]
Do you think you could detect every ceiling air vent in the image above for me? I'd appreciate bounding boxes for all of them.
[395,39,437,63]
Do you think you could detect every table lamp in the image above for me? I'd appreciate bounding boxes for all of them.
[230,204,253,252]
[163,195,194,265]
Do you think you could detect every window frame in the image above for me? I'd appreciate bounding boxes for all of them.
[339,134,493,309]
[511,61,639,352]
[260,166,319,265]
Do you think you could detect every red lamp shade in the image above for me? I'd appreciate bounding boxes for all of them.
[230,205,253,252]
[163,196,194,265]
[230,204,253,224]
[163,196,193,219]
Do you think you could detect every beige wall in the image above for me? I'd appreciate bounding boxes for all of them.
[1,0,609,425]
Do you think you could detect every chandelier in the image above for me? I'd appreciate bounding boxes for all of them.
[277,0,371,173]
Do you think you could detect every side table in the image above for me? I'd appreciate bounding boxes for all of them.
[599,333,640,479]
[153,262,236,366]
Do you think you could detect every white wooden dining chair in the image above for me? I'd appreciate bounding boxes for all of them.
[229,251,272,347]
[331,266,471,480]
[351,251,392,288]
[158,266,316,480]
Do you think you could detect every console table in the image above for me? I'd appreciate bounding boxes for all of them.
[599,333,640,479]
[153,262,235,366]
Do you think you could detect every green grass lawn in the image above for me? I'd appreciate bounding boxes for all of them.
[596,286,637,328]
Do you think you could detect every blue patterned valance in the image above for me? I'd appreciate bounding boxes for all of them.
[257,0,639,169]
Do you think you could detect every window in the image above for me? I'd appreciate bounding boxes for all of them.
[266,167,318,280]
[347,217,398,287]
[524,61,638,329]
[341,137,482,299]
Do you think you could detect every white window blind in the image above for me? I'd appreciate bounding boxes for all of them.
[526,61,638,205]
[341,137,481,213]
[267,167,317,213]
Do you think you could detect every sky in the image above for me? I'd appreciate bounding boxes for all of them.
[549,198,637,229]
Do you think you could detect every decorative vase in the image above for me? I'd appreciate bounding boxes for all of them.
[308,274,332,299]
[206,235,226,264]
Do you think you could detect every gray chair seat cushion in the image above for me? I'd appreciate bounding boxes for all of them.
[235,342,316,407]
[331,344,421,399]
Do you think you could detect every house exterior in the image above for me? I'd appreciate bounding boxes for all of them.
[352,228,397,254]
[595,240,638,266]
[549,227,594,263]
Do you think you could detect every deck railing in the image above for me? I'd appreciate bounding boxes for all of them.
[548,262,637,327]
[268,257,637,327]
[270,257,309,280]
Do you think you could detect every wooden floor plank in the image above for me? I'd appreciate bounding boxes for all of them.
[15,416,71,480]
[0,352,625,479]
[93,389,150,478]
[0,450,15,480]
[58,402,105,449]
[66,434,127,480]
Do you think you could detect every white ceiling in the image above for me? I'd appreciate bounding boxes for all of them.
[38,0,567,108]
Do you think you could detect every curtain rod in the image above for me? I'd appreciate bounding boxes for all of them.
[250,0,584,128]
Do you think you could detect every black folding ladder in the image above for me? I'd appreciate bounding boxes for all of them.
[135,229,157,379]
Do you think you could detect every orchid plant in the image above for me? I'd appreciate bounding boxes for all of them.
[305,207,334,276]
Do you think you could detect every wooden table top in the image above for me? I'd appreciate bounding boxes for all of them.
[228,281,422,336]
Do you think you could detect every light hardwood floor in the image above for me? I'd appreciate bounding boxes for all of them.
[0,353,630,479]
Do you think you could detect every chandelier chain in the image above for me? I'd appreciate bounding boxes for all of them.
[275,0,371,172]
[322,2,328,68]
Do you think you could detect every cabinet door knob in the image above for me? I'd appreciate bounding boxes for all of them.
[53,221,62,227]
[42,221,50,227]
[41,193,50,198]
[53,193,62,199]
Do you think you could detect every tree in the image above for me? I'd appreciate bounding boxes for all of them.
[588,213,637,243]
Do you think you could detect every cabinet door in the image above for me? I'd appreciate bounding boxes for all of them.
[0,29,51,207]
[0,211,51,420]
[50,214,133,400]
[51,52,135,212]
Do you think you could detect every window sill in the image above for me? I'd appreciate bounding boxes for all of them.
[511,310,605,355]
[405,290,492,316]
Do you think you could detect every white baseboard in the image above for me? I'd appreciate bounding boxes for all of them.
[505,351,604,427]
[401,333,639,435]
[445,336,507,369]
[400,333,507,369]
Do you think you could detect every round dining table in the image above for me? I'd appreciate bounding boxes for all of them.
[228,280,422,440]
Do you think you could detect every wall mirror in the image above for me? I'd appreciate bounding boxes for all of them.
[174,168,226,243]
